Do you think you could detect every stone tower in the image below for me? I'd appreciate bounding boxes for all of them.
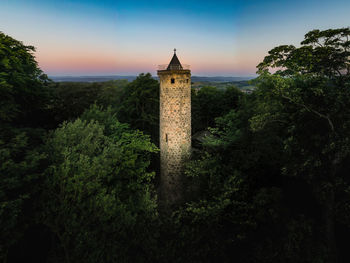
[158,49,191,205]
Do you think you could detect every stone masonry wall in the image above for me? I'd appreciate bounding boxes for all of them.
[158,70,191,204]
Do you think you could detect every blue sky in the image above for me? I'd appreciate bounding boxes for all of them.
[1,0,349,76]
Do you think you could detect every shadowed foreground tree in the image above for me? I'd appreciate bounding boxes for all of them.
[255,27,350,262]
[0,31,50,261]
[0,32,50,127]
[191,86,243,133]
[171,28,350,263]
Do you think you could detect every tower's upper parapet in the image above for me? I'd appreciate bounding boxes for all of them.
[158,49,190,72]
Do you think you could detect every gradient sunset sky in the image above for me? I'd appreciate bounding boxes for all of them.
[1,0,349,76]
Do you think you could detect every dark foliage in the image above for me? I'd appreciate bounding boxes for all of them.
[1,28,350,263]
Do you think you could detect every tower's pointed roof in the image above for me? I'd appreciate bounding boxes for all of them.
[167,48,183,70]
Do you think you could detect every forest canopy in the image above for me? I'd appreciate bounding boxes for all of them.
[1,28,350,262]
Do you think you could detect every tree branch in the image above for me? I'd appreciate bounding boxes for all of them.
[281,94,335,132]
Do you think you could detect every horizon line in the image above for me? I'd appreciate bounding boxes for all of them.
[48,74,257,78]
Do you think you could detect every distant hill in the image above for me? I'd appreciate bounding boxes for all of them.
[191,76,255,82]
[49,75,137,82]
[49,75,255,83]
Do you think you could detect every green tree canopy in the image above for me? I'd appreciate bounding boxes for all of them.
[192,86,243,133]
[253,27,350,262]
[0,32,50,261]
[49,80,128,127]
[41,106,159,262]
[175,28,350,263]
[0,31,50,127]
[117,73,159,143]
[257,28,350,79]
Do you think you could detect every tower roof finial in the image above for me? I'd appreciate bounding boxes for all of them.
[167,49,183,70]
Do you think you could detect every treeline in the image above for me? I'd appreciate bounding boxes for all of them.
[1,28,350,263]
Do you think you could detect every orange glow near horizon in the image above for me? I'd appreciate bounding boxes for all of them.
[35,46,261,76]
[2,0,349,76]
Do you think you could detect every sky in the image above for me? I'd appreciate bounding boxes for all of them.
[1,0,350,76]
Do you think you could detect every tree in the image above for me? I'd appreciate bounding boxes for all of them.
[0,32,50,261]
[254,27,350,262]
[49,80,128,127]
[170,98,291,263]
[41,106,159,262]
[117,73,159,144]
[257,28,350,79]
[191,86,243,133]
[173,28,350,263]
[0,129,46,262]
[0,31,50,127]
